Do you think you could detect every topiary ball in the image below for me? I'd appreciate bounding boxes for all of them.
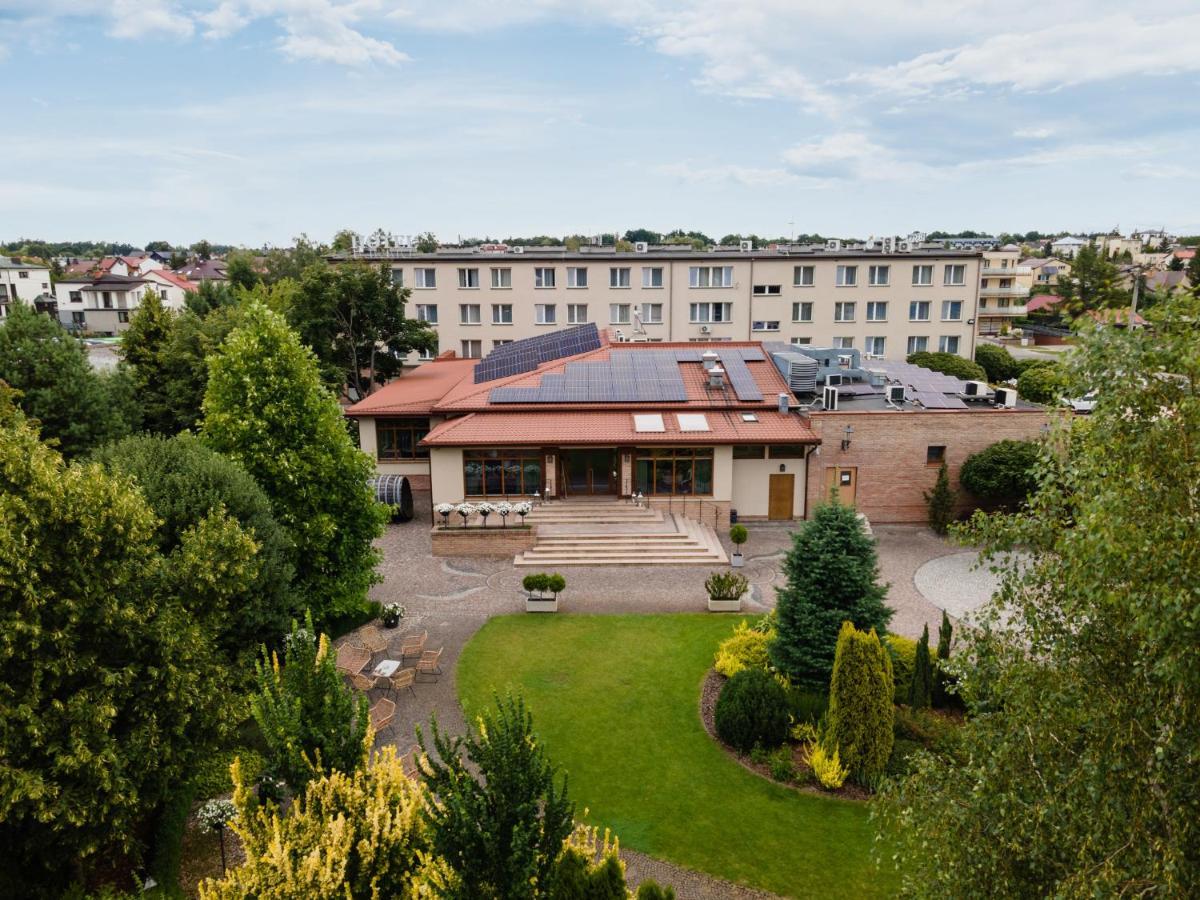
[714,668,790,753]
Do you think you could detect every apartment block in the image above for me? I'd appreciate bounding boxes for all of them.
[339,244,982,364]
[977,245,1032,335]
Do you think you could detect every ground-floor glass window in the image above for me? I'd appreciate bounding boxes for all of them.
[634,447,714,495]
[378,418,430,459]
[463,449,542,497]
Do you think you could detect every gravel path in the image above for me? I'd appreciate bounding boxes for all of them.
[350,506,963,899]
[913,549,1027,624]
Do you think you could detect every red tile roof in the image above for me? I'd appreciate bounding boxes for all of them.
[420,409,817,447]
[344,357,479,416]
[1026,294,1062,313]
[145,268,197,292]
[1174,248,1195,260]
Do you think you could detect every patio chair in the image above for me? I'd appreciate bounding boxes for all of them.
[415,647,443,682]
[335,643,371,676]
[359,625,390,654]
[369,698,396,736]
[399,630,427,663]
[383,666,417,699]
[351,672,378,692]
[399,745,421,780]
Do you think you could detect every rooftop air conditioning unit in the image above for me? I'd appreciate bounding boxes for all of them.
[822,385,839,410]
[634,241,649,253]
[887,384,906,405]
[511,246,524,253]
[826,373,845,386]
[826,239,841,251]
[963,380,988,397]
[837,354,853,369]
[740,239,753,252]
[699,324,711,334]
[994,387,1018,408]
[898,241,912,252]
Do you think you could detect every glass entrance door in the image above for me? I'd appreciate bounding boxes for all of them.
[564,449,617,495]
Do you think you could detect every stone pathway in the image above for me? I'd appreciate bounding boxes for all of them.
[913,549,1029,624]
[351,510,968,899]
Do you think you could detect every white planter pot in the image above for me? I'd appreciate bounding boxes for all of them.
[526,596,559,613]
[730,552,745,568]
[707,597,744,612]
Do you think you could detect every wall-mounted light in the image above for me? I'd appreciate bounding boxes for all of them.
[841,425,854,451]
[778,463,786,473]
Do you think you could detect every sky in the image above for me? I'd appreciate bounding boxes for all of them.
[1,1,1199,247]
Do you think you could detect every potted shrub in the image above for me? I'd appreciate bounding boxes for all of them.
[496,501,512,527]
[381,603,405,629]
[729,524,748,567]
[523,572,563,612]
[706,571,749,612]
[513,500,532,526]
[435,503,454,529]
[455,502,476,528]
[476,501,494,527]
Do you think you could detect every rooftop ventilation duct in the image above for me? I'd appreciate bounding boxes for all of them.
[770,350,819,394]
[778,392,790,414]
[701,349,720,371]
[708,365,726,389]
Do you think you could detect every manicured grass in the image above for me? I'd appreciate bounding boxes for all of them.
[458,614,893,898]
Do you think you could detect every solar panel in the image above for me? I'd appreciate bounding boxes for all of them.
[473,323,601,382]
[912,391,969,409]
[721,356,764,401]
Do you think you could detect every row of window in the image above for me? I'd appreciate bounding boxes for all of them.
[400,263,969,290]
[785,335,961,355]
[413,298,965,327]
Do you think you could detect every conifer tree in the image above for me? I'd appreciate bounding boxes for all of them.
[120,290,177,434]
[924,461,956,534]
[769,501,892,690]
[909,624,933,709]
[826,622,894,784]
[933,610,953,707]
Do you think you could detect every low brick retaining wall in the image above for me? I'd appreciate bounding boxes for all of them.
[431,525,536,558]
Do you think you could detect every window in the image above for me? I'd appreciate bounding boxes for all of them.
[688,265,732,288]
[459,304,481,324]
[102,291,113,309]
[833,336,854,349]
[790,336,812,345]
[415,303,438,324]
[912,264,933,285]
[836,265,857,286]
[634,447,714,496]
[926,445,946,466]
[769,445,807,459]
[640,302,663,324]
[733,445,765,459]
[869,265,890,286]
[865,336,886,356]
[834,301,856,322]
[377,418,430,460]
[909,300,931,321]
[793,265,815,286]
[535,267,556,288]
[117,310,130,323]
[69,290,82,303]
[457,267,479,288]
[944,264,966,285]
[689,302,733,323]
[72,310,85,325]
[463,448,542,498]
[567,303,588,324]
[566,267,588,288]
[941,300,963,321]
[792,301,813,322]
[642,266,663,288]
[907,335,928,354]
[866,301,888,321]
[752,284,781,296]
[752,320,780,332]
[493,339,513,348]
[491,304,512,324]
[415,268,436,288]
[939,335,961,354]
[460,339,482,358]
[609,267,631,288]
[390,268,404,286]
[535,303,556,324]
[158,287,169,299]
[18,271,28,279]
[490,267,511,288]
[609,303,631,324]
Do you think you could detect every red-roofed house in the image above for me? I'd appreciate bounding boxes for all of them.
[143,269,198,309]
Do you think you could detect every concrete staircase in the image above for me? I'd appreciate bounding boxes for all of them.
[515,500,727,567]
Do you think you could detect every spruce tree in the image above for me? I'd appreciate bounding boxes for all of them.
[826,622,894,784]
[120,290,177,434]
[924,461,956,534]
[933,610,953,707]
[909,624,933,710]
[768,501,892,690]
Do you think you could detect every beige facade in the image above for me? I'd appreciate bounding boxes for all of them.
[977,247,1032,334]
[348,247,982,364]
[0,257,53,319]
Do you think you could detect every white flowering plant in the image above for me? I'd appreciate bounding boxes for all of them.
[435,502,454,528]
[513,501,533,524]
[455,502,476,526]
[382,603,406,627]
[197,798,237,834]
[494,501,512,527]
[475,501,495,525]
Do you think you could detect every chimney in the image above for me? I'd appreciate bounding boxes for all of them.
[701,349,720,372]
[778,392,790,414]
[708,365,726,389]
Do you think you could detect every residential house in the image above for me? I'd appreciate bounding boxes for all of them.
[142,268,198,309]
[53,274,153,334]
[176,259,228,283]
[1050,236,1088,258]
[1025,257,1071,289]
[0,256,54,320]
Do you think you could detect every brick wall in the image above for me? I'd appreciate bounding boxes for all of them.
[805,408,1052,524]
[431,525,537,558]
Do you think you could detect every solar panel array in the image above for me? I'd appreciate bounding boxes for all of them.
[473,323,602,383]
[866,360,969,394]
[488,346,766,404]
[911,391,969,410]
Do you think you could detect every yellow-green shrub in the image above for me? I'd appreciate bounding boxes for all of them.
[714,620,773,677]
[808,744,848,790]
[885,633,936,706]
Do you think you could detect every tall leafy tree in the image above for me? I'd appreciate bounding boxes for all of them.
[417,694,574,897]
[289,262,437,394]
[769,501,893,689]
[0,301,134,457]
[162,305,246,432]
[202,302,386,620]
[0,390,242,892]
[1057,242,1128,314]
[224,250,260,292]
[120,290,177,434]
[262,234,327,284]
[876,291,1200,896]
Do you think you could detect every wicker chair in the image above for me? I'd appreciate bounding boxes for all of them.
[415,647,443,682]
[369,698,396,735]
[351,672,377,692]
[359,625,390,654]
[399,630,428,663]
[384,666,417,699]
[399,745,421,780]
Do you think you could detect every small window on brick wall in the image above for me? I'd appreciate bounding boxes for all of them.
[926,445,946,465]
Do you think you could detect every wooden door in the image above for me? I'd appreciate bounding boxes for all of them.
[768,473,795,520]
[823,466,858,506]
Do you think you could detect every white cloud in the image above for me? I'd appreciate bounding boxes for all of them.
[654,161,811,188]
[1014,127,1054,140]
[780,132,932,181]
[107,0,194,39]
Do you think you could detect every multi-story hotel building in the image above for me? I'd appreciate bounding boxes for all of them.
[337,243,983,364]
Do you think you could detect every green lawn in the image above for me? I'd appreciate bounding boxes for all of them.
[457,614,894,899]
